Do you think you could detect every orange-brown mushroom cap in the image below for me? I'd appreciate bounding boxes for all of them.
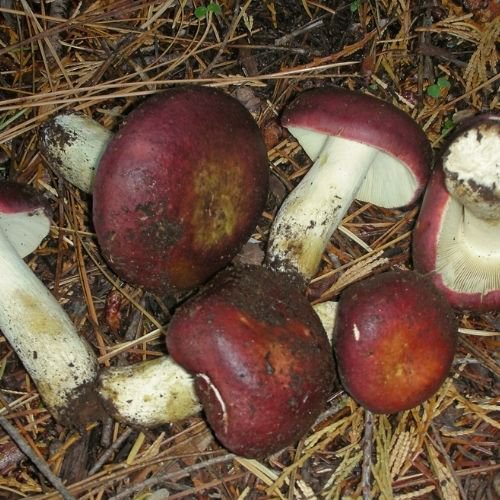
[334,271,457,414]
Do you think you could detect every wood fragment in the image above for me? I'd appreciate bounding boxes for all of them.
[0,415,75,500]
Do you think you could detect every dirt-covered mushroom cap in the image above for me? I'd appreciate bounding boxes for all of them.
[413,114,500,311]
[0,181,51,257]
[334,271,457,414]
[166,264,335,458]
[267,87,431,279]
[93,86,269,294]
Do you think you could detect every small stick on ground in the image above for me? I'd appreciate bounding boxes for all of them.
[109,453,236,500]
[88,426,134,476]
[362,410,374,500]
[0,414,75,500]
[200,0,241,78]
[430,422,468,500]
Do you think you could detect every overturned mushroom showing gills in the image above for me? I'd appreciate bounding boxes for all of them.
[93,85,269,295]
[39,111,112,193]
[166,264,335,458]
[0,182,100,424]
[267,87,431,280]
[413,114,500,311]
[334,271,457,414]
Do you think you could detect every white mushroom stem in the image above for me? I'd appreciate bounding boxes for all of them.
[462,210,500,258]
[39,112,112,193]
[267,136,377,279]
[96,302,338,427]
[98,356,201,427]
[0,228,99,424]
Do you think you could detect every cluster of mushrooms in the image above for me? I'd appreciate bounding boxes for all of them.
[1,84,498,459]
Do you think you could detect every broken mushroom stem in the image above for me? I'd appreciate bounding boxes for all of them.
[98,356,201,427]
[39,111,112,194]
[443,114,500,258]
[0,183,100,425]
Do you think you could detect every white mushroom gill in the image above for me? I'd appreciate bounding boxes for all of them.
[0,210,51,258]
[435,197,500,294]
[288,126,419,209]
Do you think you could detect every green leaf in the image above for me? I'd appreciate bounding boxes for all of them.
[437,76,451,89]
[442,118,455,133]
[194,6,207,19]
[207,2,221,15]
[426,84,441,98]
[195,2,220,18]
[350,0,362,13]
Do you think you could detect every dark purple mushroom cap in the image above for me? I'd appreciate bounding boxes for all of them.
[0,181,51,257]
[334,271,457,414]
[166,264,335,458]
[281,87,431,208]
[413,113,500,311]
[93,86,269,294]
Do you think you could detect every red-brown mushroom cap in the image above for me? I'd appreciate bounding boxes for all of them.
[334,271,457,414]
[0,181,51,258]
[281,87,431,208]
[166,264,335,458]
[413,114,500,311]
[93,86,269,294]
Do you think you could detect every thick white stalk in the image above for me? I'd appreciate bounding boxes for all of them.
[267,136,377,279]
[0,229,100,424]
[40,112,112,193]
[462,209,500,258]
[98,356,201,427]
[96,302,337,427]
